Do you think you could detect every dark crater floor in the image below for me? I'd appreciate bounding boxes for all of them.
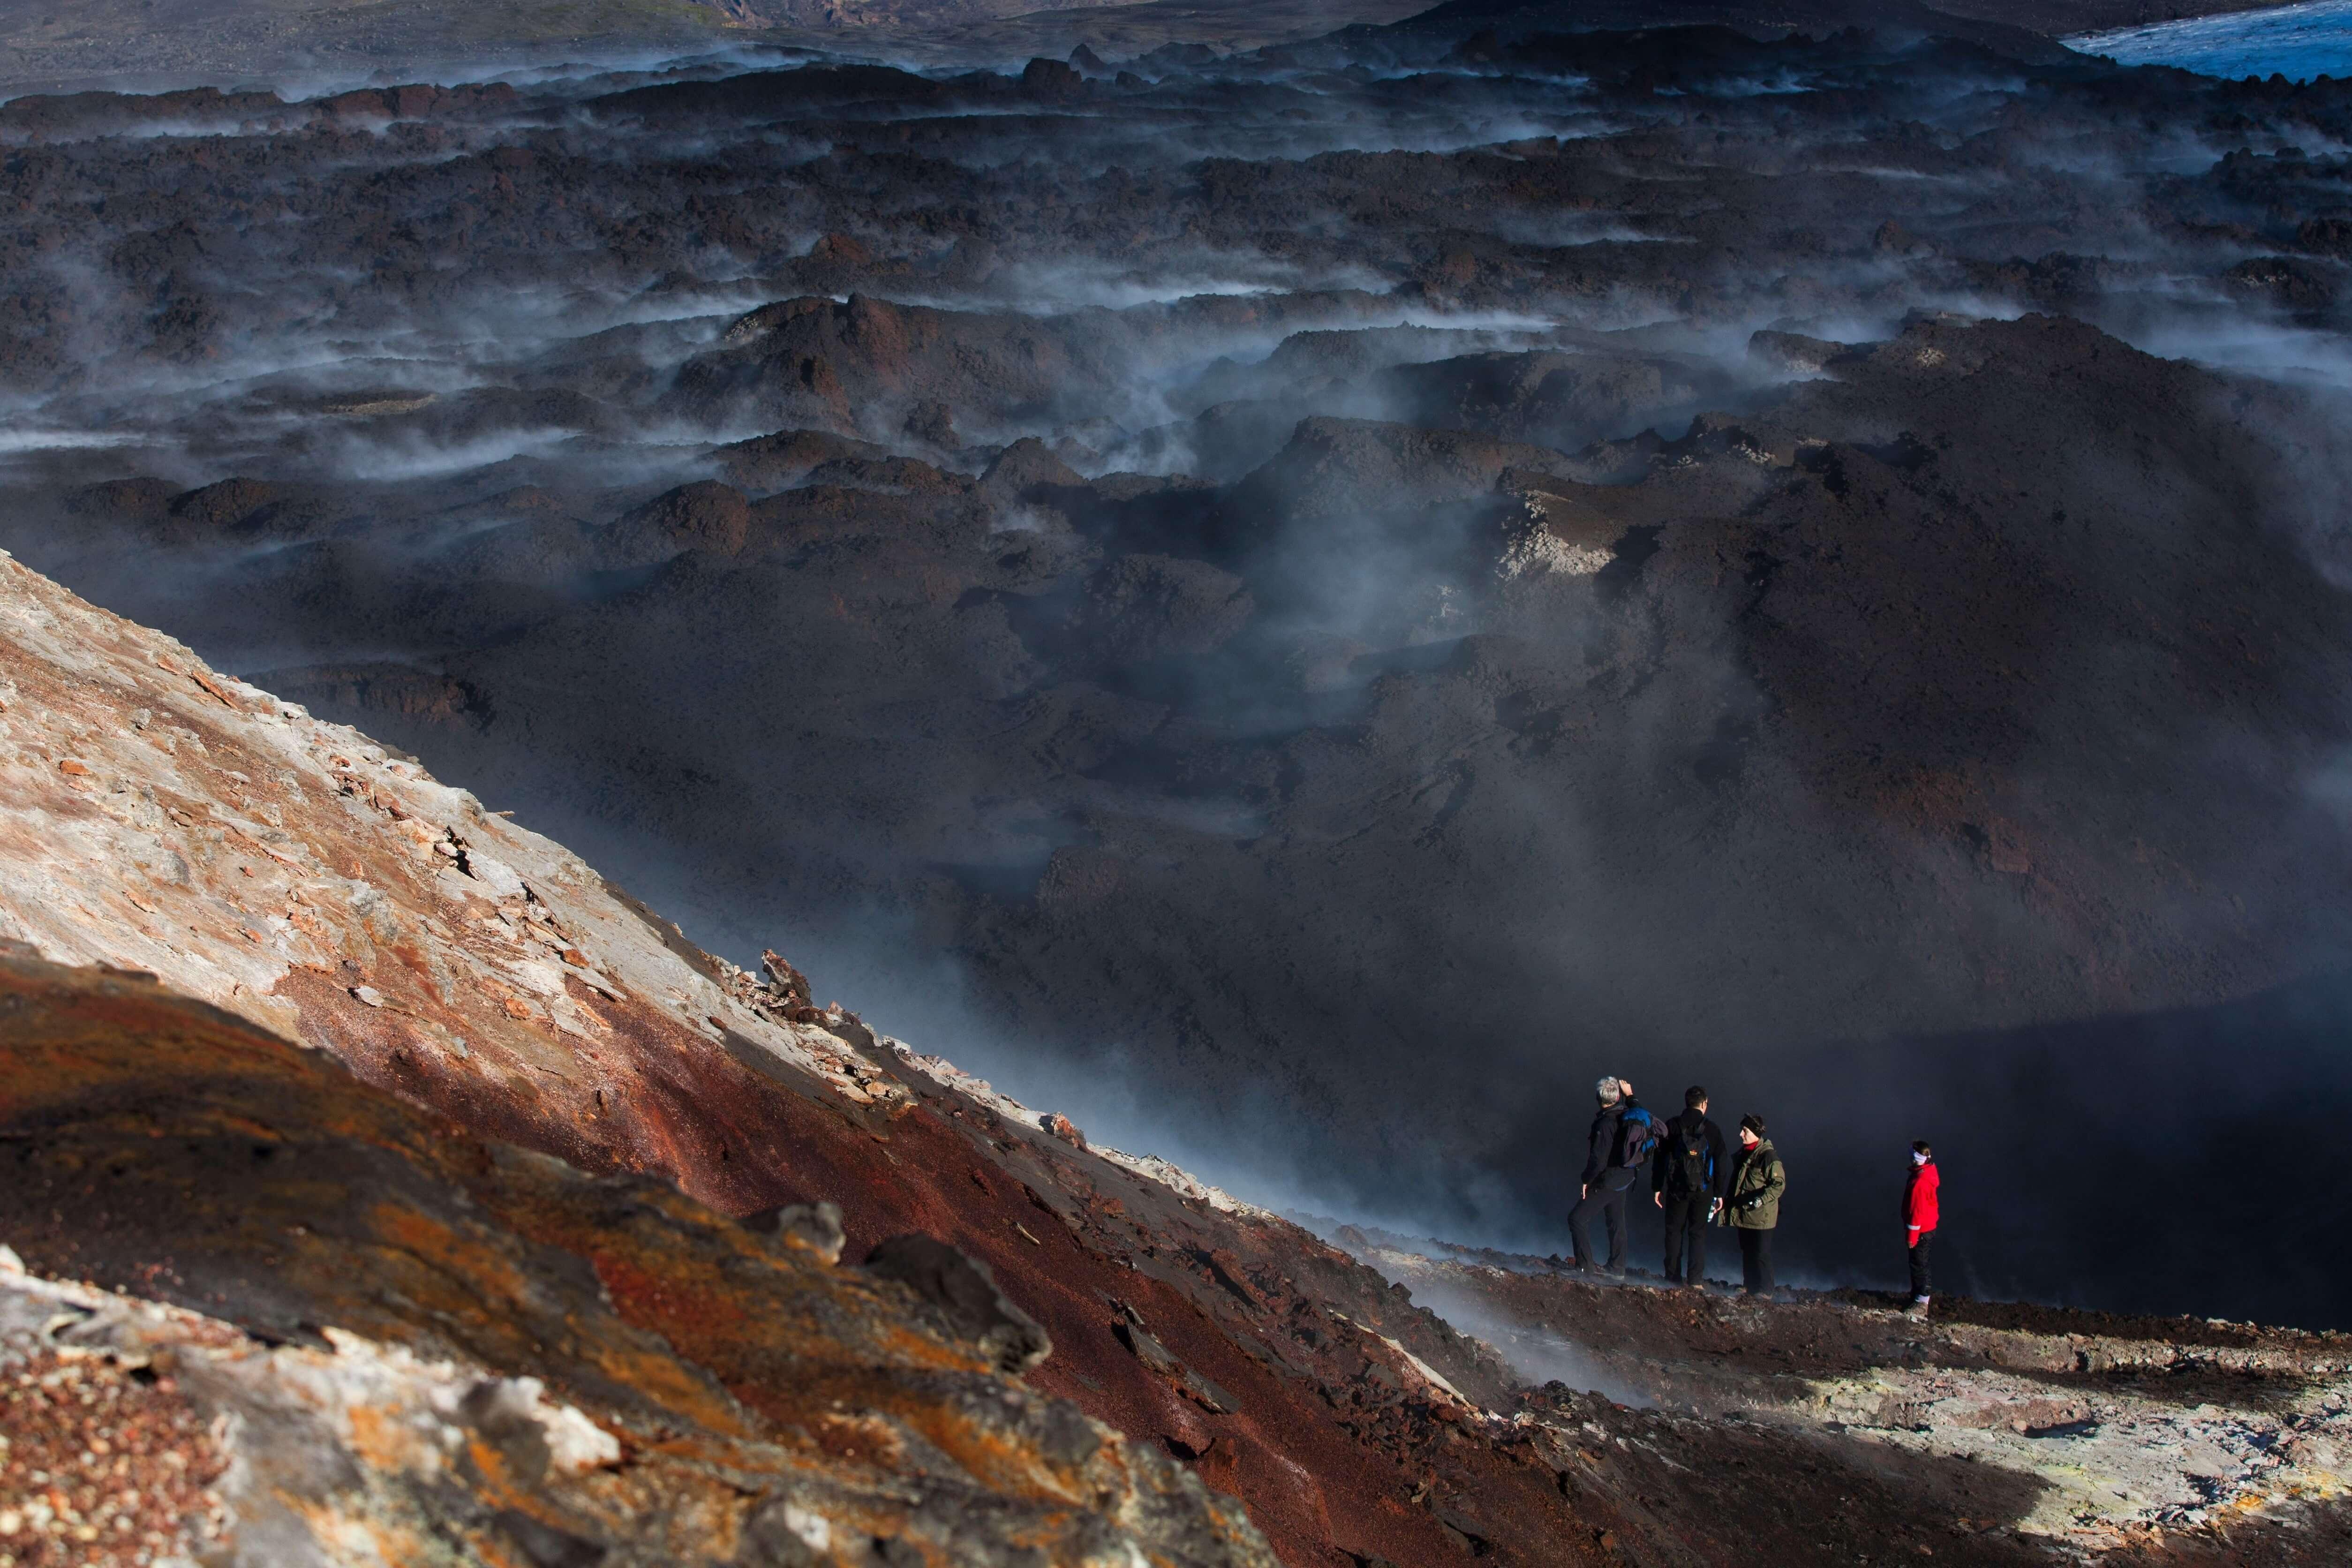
[5,4,2352,1319]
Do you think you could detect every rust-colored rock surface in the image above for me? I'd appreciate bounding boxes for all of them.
[0,546,1604,1564]
[0,953,1274,1567]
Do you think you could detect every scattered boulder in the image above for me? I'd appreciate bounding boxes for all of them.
[862,1234,1051,1372]
[981,437,1086,500]
[607,481,753,562]
[741,1200,846,1265]
[760,948,814,1007]
[1021,57,1085,98]
[1113,1306,1236,1413]
[2222,255,2339,310]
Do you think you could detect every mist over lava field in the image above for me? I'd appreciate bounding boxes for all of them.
[6,3,2352,1321]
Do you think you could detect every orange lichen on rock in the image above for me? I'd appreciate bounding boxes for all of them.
[0,954,1277,1567]
[0,550,1612,1567]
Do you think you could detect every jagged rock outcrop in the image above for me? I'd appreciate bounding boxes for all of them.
[0,547,1612,1565]
[0,954,1273,1568]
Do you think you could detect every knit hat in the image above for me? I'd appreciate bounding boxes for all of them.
[1595,1077,1622,1104]
[1738,1113,1766,1136]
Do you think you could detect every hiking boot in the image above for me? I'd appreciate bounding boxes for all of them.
[1905,1297,1931,1320]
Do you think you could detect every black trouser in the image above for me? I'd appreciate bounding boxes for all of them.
[1569,1169,1637,1271]
[1660,1192,1711,1283]
[1909,1231,1934,1299]
[1738,1226,1775,1294]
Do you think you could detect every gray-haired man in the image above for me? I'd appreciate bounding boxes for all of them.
[1568,1076,1649,1277]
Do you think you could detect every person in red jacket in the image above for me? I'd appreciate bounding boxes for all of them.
[1904,1141,1940,1319]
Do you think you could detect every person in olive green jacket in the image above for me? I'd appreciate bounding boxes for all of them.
[1724,1114,1786,1297]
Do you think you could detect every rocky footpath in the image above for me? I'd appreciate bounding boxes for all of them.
[1346,1235,2352,1564]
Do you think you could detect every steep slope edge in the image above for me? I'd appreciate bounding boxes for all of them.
[0,952,1272,1567]
[0,547,1597,1565]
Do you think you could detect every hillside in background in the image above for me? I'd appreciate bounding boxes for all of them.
[0,0,2312,92]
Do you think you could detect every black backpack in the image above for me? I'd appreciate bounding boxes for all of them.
[1612,1104,1660,1168]
[1671,1117,1710,1194]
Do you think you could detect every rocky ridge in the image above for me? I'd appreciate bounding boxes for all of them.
[0,544,1592,1566]
[0,954,1272,1568]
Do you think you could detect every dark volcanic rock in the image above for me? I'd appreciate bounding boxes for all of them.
[0,552,1595,1567]
[11,272,2352,1556]
[1070,553,1256,665]
[6,14,2352,1332]
[0,951,1275,1568]
[864,1232,1055,1371]
[609,479,754,560]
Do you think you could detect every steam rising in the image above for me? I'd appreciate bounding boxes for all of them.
[7,14,2352,1327]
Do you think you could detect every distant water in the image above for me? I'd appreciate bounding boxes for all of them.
[2071,0,2352,81]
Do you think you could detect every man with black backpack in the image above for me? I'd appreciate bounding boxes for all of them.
[1569,1077,1657,1278]
[1652,1086,1726,1288]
